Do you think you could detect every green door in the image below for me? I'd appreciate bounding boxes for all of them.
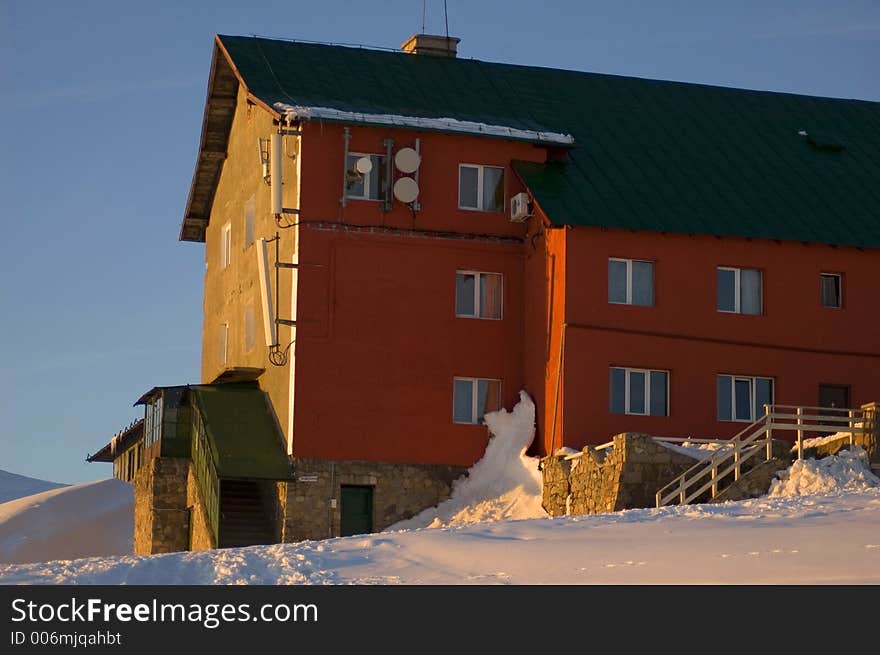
[340,485,373,537]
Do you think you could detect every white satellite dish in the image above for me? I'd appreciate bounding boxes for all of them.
[394,147,421,174]
[355,156,373,175]
[393,177,419,204]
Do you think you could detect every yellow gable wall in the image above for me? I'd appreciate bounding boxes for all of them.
[201,84,299,445]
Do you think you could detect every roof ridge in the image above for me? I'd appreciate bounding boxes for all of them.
[217,33,880,105]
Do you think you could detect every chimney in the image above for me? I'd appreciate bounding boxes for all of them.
[401,33,460,58]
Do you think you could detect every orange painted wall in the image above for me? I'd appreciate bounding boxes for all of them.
[291,123,546,465]
[555,227,880,452]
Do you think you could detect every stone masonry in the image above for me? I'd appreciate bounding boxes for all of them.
[542,433,699,516]
[543,433,797,517]
[133,457,190,555]
[277,458,468,542]
[186,466,216,551]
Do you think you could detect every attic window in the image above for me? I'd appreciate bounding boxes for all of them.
[798,130,845,152]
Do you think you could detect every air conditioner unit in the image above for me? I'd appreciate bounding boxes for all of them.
[510,192,531,222]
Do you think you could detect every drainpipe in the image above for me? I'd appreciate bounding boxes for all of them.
[549,323,567,457]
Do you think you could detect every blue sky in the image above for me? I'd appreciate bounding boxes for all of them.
[1,0,878,484]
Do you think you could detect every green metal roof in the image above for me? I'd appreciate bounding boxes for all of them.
[188,382,291,480]
[217,35,880,247]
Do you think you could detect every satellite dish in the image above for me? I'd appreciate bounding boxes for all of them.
[394,147,421,174]
[355,156,373,175]
[393,177,419,204]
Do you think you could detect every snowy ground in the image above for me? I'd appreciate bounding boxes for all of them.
[1,488,878,584]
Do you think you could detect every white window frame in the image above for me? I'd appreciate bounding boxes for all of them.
[608,258,654,306]
[346,152,385,201]
[717,266,762,314]
[219,323,228,367]
[453,377,502,425]
[718,374,774,422]
[611,367,669,417]
[458,164,505,212]
[220,222,232,269]
[820,272,842,309]
[455,271,503,320]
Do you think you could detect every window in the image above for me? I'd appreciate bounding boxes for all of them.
[609,367,668,416]
[717,267,761,314]
[220,222,232,269]
[820,273,842,309]
[453,377,502,424]
[346,153,387,201]
[455,271,503,319]
[244,305,255,352]
[717,375,773,422]
[608,258,654,306]
[143,395,163,448]
[219,323,228,367]
[244,197,255,248]
[458,164,504,212]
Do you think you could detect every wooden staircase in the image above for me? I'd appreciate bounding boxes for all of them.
[656,404,872,508]
[218,480,275,548]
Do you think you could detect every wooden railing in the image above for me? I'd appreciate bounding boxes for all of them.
[655,404,868,508]
[190,406,220,545]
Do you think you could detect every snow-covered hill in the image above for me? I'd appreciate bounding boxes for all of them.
[0,479,133,565]
[0,469,66,504]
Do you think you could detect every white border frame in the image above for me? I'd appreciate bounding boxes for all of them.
[220,222,232,269]
[458,163,505,212]
[717,374,774,422]
[453,376,503,424]
[819,272,843,309]
[717,266,762,314]
[608,258,654,306]
[455,270,504,320]
[610,366,669,417]
[346,152,384,201]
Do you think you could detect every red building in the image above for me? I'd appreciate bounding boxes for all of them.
[96,33,880,550]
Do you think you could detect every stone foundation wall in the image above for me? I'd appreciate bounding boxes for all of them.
[133,457,190,555]
[541,433,699,517]
[186,466,216,551]
[278,459,468,542]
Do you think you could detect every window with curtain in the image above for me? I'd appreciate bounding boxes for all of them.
[458,164,504,212]
[717,374,773,421]
[820,273,842,308]
[453,377,502,424]
[717,267,762,314]
[455,272,503,319]
[608,258,654,306]
[609,367,668,416]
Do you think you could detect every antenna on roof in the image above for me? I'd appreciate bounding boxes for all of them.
[422,0,426,33]
[444,0,449,39]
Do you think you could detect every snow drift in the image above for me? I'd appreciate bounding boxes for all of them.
[769,447,880,498]
[0,479,133,564]
[389,391,546,530]
[0,469,66,504]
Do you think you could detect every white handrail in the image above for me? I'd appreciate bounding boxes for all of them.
[655,403,865,508]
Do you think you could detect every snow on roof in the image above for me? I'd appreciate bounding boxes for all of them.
[273,102,575,146]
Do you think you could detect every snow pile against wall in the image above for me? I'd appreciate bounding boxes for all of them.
[389,391,546,530]
[0,469,66,504]
[0,479,133,565]
[769,447,880,498]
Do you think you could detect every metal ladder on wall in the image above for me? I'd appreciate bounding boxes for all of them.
[655,404,870,508]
